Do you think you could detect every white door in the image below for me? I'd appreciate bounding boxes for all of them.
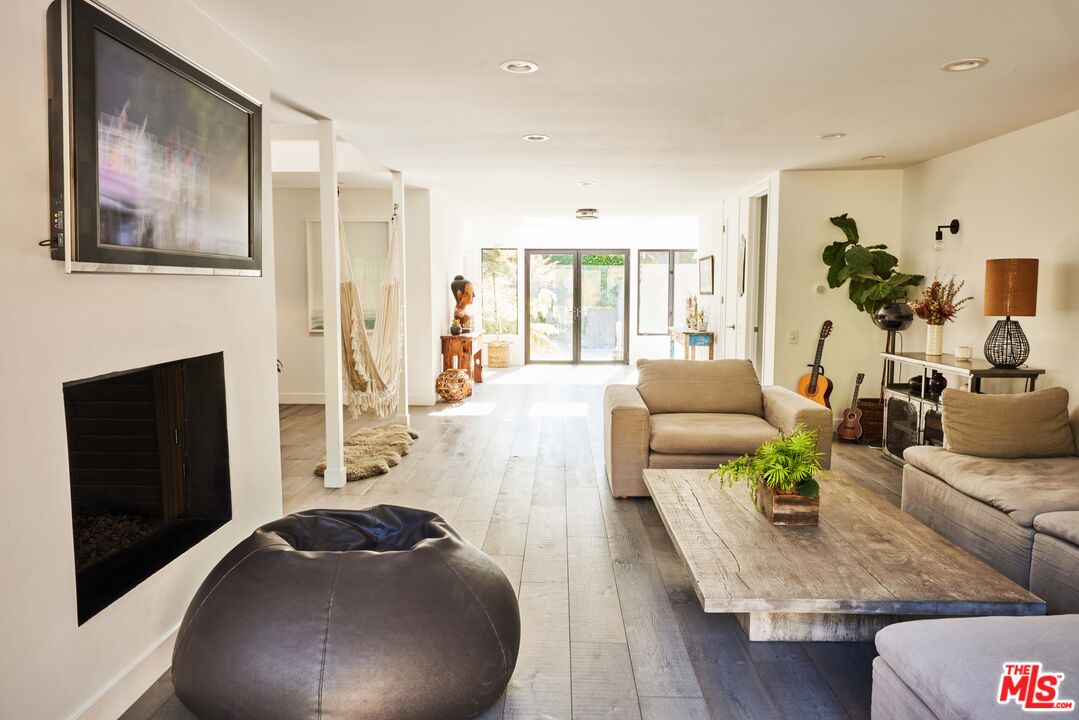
[721,196,746,358]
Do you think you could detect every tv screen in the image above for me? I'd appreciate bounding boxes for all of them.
[48,0,262,274]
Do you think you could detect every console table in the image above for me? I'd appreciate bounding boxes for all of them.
[880,352,1044,462]
[441,334,484,387]
[668,327,715,360]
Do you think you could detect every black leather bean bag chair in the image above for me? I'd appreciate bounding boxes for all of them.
[172,506,520,720]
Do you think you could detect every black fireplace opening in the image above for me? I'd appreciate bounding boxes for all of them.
[64,352,232,624]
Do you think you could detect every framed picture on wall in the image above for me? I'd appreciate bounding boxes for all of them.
[306,220,389,333]
[699,255,715,295]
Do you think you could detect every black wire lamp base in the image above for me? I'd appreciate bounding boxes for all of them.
[984,316,1030,368]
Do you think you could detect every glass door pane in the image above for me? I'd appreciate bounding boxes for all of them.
[637,250,670,335]
[527,252,576,362]
[673,250,698,328]
[580,252,627,362]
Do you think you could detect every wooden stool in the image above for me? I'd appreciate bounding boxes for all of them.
[440,334,484,396]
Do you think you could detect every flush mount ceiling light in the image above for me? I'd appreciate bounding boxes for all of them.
[941,57,988,72]
[817,132,846,140]
[523,134,549,142]
[861,154,886,161]
[500,59,539,74]
[578,180,595,187]
[576,208,599,220]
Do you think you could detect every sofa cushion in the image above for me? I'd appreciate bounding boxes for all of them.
[902,465,1034,586]
[875,616,1079,720]
[904,446,1079,527]
[649,413,777,455]
[648,453,745,470]
[1031,534,1079,615]
[1034,511,1079,546]
[636,359,763,416]
[941,387,1076,458]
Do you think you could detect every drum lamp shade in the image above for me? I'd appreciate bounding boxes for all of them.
[984,259,1038,317]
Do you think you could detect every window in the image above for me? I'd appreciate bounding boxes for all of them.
[481,248,519,335]
[307,220,389,332]
[637,249,697,334]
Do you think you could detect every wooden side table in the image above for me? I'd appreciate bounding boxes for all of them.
[669,327,715,360]
[440,335,484,395]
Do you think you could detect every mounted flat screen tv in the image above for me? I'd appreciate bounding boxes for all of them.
[47,0,262,275]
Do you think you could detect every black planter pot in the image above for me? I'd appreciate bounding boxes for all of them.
[874,303,915,332]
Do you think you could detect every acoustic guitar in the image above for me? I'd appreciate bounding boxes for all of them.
[837,372,865,442]
[796,321,834,408]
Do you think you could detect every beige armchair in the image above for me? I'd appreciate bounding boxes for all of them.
[603,359,834,498]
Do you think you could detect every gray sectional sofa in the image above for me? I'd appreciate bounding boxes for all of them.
[872,615,1079,720]
[872,389,1079,719]
[902,444,1079,613]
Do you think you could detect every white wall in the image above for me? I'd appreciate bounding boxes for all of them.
[273,187,437,405]
[459,216,700,365]
[772,170,906,416]
[900,109,1079,405]
[0,2,281,718]
[429,194,469,374]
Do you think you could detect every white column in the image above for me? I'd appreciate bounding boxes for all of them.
[392,171,411,426]
[319,119,345,488]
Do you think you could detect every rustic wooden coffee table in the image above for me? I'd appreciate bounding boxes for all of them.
[643,469,1045,641]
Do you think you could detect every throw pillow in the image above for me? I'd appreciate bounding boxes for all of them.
[942,387,1076,458]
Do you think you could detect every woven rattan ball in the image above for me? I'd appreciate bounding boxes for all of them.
[435,368,472,402]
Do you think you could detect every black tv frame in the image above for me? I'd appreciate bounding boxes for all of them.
[47,0,262,275]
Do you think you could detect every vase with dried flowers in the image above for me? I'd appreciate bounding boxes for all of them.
[909,276,973,355]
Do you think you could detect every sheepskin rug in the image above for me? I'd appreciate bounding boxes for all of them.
[315,423,420,481]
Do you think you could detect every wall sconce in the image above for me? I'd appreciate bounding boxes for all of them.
[934,219,959,251]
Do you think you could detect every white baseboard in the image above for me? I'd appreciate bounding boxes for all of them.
[73,625,179,720]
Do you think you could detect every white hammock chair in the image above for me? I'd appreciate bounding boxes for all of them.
[338,210,403,418]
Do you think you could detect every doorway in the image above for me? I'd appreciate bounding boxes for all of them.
[524,249,630,364]
[748,193,769,370]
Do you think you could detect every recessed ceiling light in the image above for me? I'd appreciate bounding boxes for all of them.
[500,59,539,74]
[576,208,599,220]
[817,132,846,140]
[861,154,886,161]
[578,180,595,187]
[523,134,549,142]
[941,57,988,72]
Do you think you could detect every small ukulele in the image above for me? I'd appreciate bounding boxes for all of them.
[796,321,834,408]
[837,372,865,442]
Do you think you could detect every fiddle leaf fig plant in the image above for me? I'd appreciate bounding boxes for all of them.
[822,214,923,318]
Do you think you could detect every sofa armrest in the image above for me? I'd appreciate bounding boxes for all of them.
[603,384,651,497]
[762,386,834,469]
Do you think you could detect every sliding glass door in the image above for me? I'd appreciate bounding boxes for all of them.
[525,250,629,364]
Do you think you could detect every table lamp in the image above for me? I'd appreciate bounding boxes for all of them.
[983,258,1038,368]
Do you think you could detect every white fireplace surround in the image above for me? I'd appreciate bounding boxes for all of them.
[0,2,281,718]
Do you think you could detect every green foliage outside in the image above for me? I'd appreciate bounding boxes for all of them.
[710,427,829,509]
[580,254,625,266]
[822,214,923,318]
[481,248,519,337]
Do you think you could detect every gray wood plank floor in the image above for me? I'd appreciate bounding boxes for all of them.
[123,365,901,720]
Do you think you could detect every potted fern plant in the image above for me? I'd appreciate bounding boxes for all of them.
[710,427,829,526]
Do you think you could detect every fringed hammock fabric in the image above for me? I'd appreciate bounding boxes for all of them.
[338,212,402,418]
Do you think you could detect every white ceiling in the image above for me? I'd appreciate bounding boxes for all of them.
[192,0,1079,214]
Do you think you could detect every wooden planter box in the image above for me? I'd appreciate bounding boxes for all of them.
[757,479,819,526]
